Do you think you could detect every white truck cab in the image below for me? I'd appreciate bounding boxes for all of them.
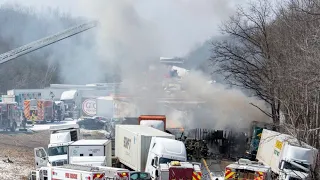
[145,137,188,178]
[34,124,80,167]
[257,129,318,179]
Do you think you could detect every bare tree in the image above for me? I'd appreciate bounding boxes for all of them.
[212,0,320,177]
[211,0,282,125]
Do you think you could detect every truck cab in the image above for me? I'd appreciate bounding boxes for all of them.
[145,137,188,179]
[256,129,318,180]
[34,124,80,168]
[277,145,315,179]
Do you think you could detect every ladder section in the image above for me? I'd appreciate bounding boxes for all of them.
[0,20,98,65]
[60,164,101,172]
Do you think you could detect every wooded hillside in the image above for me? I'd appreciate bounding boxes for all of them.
[211,0,320,177]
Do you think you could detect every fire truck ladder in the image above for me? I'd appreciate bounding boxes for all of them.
[0,20,98,65]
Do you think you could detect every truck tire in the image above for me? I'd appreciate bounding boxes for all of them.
[10,122,17,132]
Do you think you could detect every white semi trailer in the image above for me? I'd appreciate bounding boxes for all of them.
[256,129,318,179]
[114,125,202,180]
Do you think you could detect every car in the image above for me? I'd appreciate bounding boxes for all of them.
[130,172,151,180]
[76,117,106,130]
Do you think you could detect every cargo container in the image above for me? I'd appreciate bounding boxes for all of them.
[114,125,175,171]
[68,139,112,167]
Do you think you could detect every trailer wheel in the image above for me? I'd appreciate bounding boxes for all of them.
[10,122,17,132]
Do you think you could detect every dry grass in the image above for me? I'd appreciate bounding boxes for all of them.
[0,129,107,179]
[0,131,49,180]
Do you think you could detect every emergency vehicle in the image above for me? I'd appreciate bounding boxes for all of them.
[24,99,54,123]
[157,161,202,180]
[224,158,272,180]
[96,166,130,180]
[0,102,20,132]
[29,164,105,180]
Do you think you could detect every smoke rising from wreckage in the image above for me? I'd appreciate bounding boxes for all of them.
[0,0,292,179]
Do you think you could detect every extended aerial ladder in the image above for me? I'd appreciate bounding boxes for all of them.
[0,20,98,65]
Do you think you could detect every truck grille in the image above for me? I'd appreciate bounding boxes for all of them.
[52,160,67,166]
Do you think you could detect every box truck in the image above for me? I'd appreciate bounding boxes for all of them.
[68,139,112,167]
[114,125,202,180]
[256,129,318,179]
[115,125,176,171]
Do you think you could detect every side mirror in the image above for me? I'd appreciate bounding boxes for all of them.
[278,160,284,170]
[155,170,159,177]
[151,159,154,166]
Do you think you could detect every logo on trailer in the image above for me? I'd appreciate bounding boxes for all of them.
[82,99,97,116]
[124,137,131,149]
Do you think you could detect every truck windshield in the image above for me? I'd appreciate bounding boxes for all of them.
[283,161,310,173]
[159,157,180,164]
[48,146,68,156]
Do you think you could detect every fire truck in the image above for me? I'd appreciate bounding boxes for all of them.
[0,102,20,132]
[224,158,272,180]
[24,99,54,123]
[29,164,106,180]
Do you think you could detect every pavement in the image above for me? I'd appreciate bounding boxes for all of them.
[201,159,229,180]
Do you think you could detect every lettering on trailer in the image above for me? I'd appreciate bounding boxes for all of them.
[274,149,280,156]
[65,173,78,179]
[89,148,101,153]
[124,137,131,150]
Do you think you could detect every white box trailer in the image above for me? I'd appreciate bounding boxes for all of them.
[68,139,112,167]
[96,96,114,118]
[115,125,175,171]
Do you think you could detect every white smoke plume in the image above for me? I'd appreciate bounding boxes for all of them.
[1,0,272,130]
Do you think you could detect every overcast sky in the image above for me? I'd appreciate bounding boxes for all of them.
[0,0,248,56]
